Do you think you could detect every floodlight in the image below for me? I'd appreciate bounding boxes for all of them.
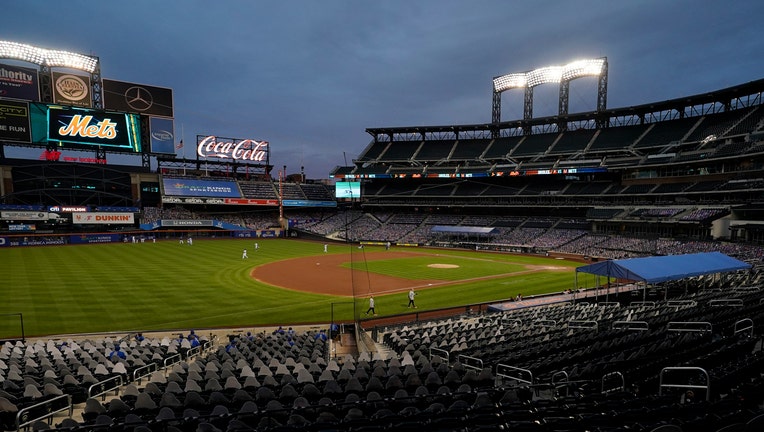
[491,56,608,124]
[493,57,606,92]
[0,41,45,64]
[561,58,605,81]
[493,73,527,92]
[44,49,99,72]
[0,40,98,73]
[526,66,563,87]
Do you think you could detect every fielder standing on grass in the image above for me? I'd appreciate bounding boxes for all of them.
[408,288,417,308]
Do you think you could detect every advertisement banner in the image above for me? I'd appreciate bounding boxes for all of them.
[161,219,214,227]
[0,99,31,142]
[52,71,92,108]
[223,198,279,206]
[72,212,135,224]
[0,237,66,247]
[196,135,268,162]
[149,116,176,154]
[48,205,88,213]
[47,106,142,152]
[282,200,337,208]
[162,178,241,198]
[102,79,174,117]
[69,234,122,244]
[1,211,48,220]
[8,224,36,231]
[0,63,40,101]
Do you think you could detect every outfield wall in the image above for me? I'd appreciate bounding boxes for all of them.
[0,227,286,247]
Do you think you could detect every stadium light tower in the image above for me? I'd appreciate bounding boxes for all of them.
[492,57,608,129]
[0,40,102,108]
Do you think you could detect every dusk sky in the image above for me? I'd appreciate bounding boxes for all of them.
[3,1,763,179]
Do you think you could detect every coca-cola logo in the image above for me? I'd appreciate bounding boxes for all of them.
[197,135,268,161]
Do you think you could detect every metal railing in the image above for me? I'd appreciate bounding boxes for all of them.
[601,371,625,394]
[15,394,71,432]
[88,375,123,400]
[667,321,712,334]
[458,354,483,371]
[612,320,649,331]
[568,320,598,331]
[496,364,533,386]
[430,347,450,363]
[659,366,710,401]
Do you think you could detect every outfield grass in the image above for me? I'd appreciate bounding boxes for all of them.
[2,238,579,338]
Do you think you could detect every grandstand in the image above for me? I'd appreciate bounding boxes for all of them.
[2,42,764,431]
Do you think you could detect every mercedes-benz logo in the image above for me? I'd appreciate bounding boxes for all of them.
[124,86,153,111]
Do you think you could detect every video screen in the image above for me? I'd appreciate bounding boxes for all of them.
[335,181,361,199]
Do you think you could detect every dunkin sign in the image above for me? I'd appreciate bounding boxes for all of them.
[197,135,268,161]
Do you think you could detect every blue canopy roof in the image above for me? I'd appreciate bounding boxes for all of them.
[576,252,751,284]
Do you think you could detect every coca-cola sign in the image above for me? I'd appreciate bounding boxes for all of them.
[196,135,268,161]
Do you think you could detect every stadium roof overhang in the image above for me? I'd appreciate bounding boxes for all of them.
[575,252,751,284]
[365,78,764,138]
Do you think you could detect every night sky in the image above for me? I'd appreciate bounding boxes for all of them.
[3,0,763,178]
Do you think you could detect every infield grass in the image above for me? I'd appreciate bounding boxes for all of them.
[2,238,579,338]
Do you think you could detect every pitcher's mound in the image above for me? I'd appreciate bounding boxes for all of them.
[428,264,460,269]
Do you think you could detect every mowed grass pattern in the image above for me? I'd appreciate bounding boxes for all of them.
[2,239,578,338]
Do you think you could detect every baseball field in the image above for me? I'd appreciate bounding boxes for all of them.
[1,238,580,338]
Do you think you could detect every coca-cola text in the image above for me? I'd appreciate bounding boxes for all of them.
[197,135,268,161]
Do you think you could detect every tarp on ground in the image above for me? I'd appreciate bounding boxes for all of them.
[431,226,497,234]
[575,252,751,284]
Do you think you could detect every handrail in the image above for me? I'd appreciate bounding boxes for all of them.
[709,298,744,307]
[551,370,569,397]
[551,370,568,385]
[88,375,123,399]
[733,318,754,337]
[185,346,201,359]
[667,300,697,307]
[532,319,557,327]
[458,354,483,371]
[163,354,182,368]
[629,301,656,307]
[496,363,533,386]
[612,320,649,331]
[501,317,522,328]
[15,394,71,431]
[659,366,710,401]
[568,320,598,331]
[601,371,625,394]
[667,321,712,334]
[598,302,620,307]
[430,347,450,363]
[132,362,158,384]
